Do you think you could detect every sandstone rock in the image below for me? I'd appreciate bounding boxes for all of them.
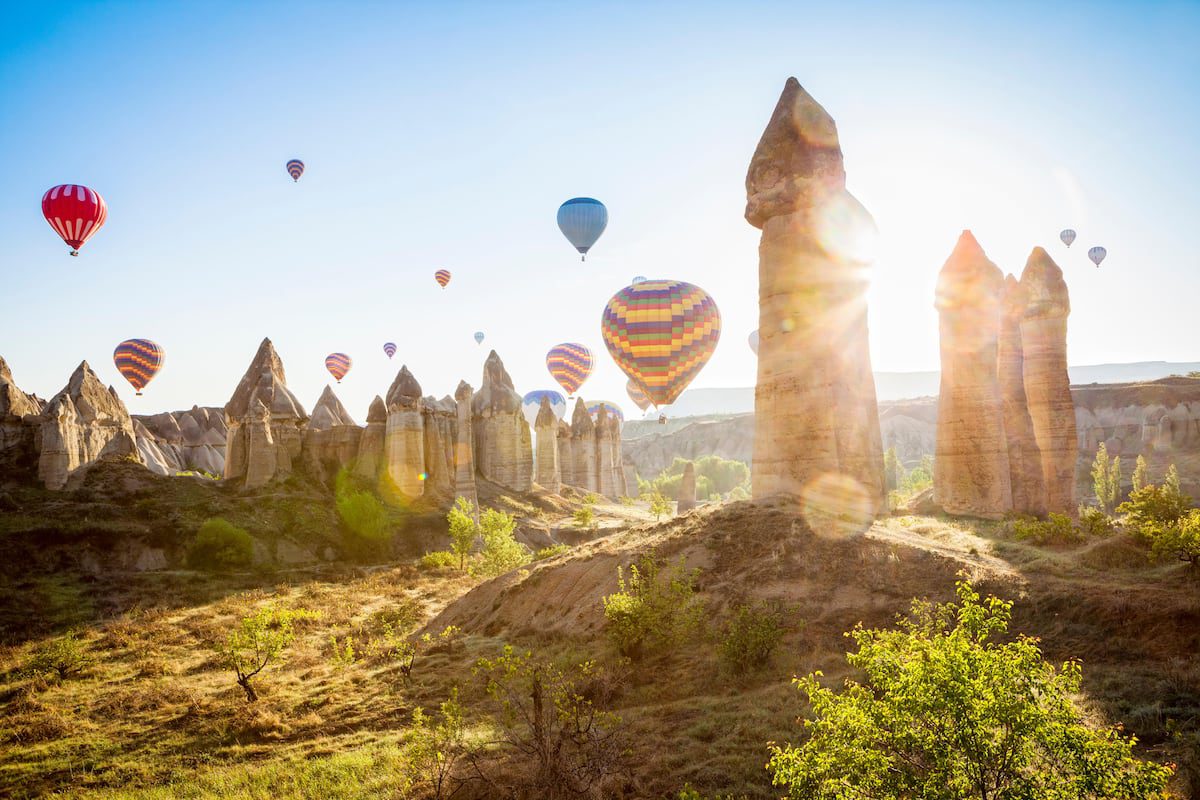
[0,356,43,475]
[999,274,1046,515]
[557,419,576,488]
[933,232,1012,518]
[355,396,387,481]
[746,77,885,508]
[454,381,478,509]
[224,338,307,489]
[422,395,456,501]
[677,461,697,513]
[1020,247,1077,512]
[134,406,227,476]
[534,396,561,492]
[569,398,597,492]
[595,406,621,498]
[471,351,532,492]
[385,366,425,499]
[303,386,362,480]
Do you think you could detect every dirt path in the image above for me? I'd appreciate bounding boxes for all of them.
[867,518,1022,580]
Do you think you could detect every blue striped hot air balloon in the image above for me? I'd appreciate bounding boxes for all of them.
[113,339,165,396]
[521,390,567,427]
[557,198,608,261]
[586,400,624,424]
[286,159,305,182]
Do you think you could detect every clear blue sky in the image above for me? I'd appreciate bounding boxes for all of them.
[2,1,1197,420]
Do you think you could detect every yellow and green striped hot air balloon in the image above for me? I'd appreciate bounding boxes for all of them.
[600,279,720,408]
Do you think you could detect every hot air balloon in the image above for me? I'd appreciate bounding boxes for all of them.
[521,390,567,427]
[557,198,608,261]
[383,342,397,359]
[435,269,451,288]
[286,159,305,182]
[1088,246,1107,267]
[546,343,594,397]
[601,279,721,408]
[631,276,646,285]
[474,331,485,345]
[748,329,760,355]
[626,379,652,412]
[42,184,108,256]
[586,401,624,424]
[1060,229,1076,247]
[113,339,165,396]
[325,353,352,383]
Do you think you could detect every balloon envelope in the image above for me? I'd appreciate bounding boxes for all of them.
[325,353,352,382]
[113,339,165,395]
[521,390,567,427]
[601,279,721,407]
[631,276,646,285]
[383,342,397,359]
[435,269,451,288]
[586,400,624,424]
[556,198,608,259]
[546,343,594,396]
[748,329,759,355]
[1088,246,1107,267]
[286,159,305,181]
[474,331,485,345]
[1060,229,1076,247]
[42,184,108,255]
[626,379,652,411]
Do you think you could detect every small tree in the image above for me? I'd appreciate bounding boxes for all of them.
[1092,443,1121,513]
[447,496,478,571]
[883,447,903,492]
[409,688,469,799]
[648,492,671,522]
[217,605,313,702]
[1147,509,1200,568]
[573,504,596,529]
[476,508,530,577]
[1131,455,1149,493]
[26,630,91,679]
[1166,463,1182,496]
[767,579,1173,799]
[602,556,702,658]
[719,600,792,675]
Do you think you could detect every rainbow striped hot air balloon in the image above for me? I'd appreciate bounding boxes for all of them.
[626,379,652,412]
[113,339,165,396]
[325,352,352,383]
[546,343,594,397]
[434,269,451,288]
[586,400,624,424]
[601,279,721,408]
[383,342,397,359]
[286,159,305,182]
[557,198,608,261]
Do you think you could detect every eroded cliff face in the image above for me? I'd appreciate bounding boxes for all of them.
[0,357,43,475]
[134,406,226,476]
[471,351,532,493]
[223,338,308,490]
[303,386,361,481]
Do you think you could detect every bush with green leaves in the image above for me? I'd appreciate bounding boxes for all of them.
[337,489,392,544]
[474,507,530,577]
[767,579,1173,799]
[1011,512,1081,545]
[718,600,792,675]
[534,543,570,561]
[189,517,254,570]
[648,491,671,522]
[1119,465,1192,534]
[899,454,934,496]
[602,556,702,658]
[419,550,457,570]
[408,688,470,799]
[1077,504,1116,537]
[1145,508,1200,568]
[572,504,596,529]
[216,605,316,702]
[447,496,477,570]
[26,630,91,679]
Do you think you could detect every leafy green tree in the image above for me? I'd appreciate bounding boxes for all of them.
[1131,455,1149,492]
[447,496,478,570]
[217,605,314,702]
[1165,463,1182,496]
[900,454,934,495]
[1092,443,1122,513]
[767,579,1173,799]
[602,556,701,658]
[26,630,91,679]
[475,508,530,577]
[883,447,904,492]
[189,517,254,570]
[1118,467,1192,533]
[649,491,671,522]
[1148,509,1200,568]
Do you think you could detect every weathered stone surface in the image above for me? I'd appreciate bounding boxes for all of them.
[747,78,885,508]
[999,274,1046,515]
[224,338,308,489]
[0,357,43,475]
[354,395,387,481]
[933,232,1012,518]
[385,366,425,499]
[135,406,227,476]
[303,386,361,479]
[677,461,697,513]
[454,381,478,509]
[534,396,561,492]
[569,399,597,492]
[557,419,576,488]
[1020,247,1077,512]
[38,361,142,490]
[471,351,532,492]
[595,406,621,498]
[422,395,456,501]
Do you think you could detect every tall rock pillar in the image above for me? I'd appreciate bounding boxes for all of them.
[454,381,478,509]
[569,399,597,493]
[677,461,697,513]
[595,406,619,499]
[384,366,425,499]
[999,275,1046,515]
[534,396,561,492]
[746,77,885,507]
[933,232,1012,518]
[355,396,387,481]
[1019,247,1077,512]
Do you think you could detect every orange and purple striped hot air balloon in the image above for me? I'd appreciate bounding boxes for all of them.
[600,279,721,408]
[545,343,593,397]
[113,339,165,396]
[434,269,451,288]
[325,352,352,383]
[286,159,305,182]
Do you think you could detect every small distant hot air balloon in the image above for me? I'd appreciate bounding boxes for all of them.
[383,342,397,359]
[601,279,721,408]
[113,339,165,396]
[1060,229,1076,248]
[626,379,652,412]
[1088,246,1107,267]
[546,343,594,397]
[586,400,624,424]
[325,353,352,383]
[631,276,646,285]
[557,198,608,261]
[435,269,451,288]
[521,390,567,427]
[286,159,305,182]
[42,184,108,256]
[474,331,485,345]
[748,329,760,355]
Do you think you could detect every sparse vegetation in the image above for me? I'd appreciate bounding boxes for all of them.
[419,549,457,570]
[640,455,750,501]
[189,517,254,570]
[573,503,596,529]
[534,543,570,560]
[649,491,671,521]
[408,687,470,799]
[25,630,91,679]
[602,556,702,658]
[447,496,477,570]
[718,600,792,675]
[217,605,315,702]
[475,507,530,577]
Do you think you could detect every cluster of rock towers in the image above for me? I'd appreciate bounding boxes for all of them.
[223,339,625,502]
[934,235,1076,517]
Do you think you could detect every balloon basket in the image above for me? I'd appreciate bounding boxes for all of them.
[69,250,79,257]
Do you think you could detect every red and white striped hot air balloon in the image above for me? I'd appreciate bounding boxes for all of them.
[42,184,108,256]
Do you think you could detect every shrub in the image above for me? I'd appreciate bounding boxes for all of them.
[719,600,792,675]
[1077,504,1116,537]
[26,630,90,679]
[329,634,357,668]
[1011,512,1080,545]
[1147,509,1200,568]
[447,496,477,570]
[649,491,671,522]
[474,508,530,577]
[408,688,469,799]
[767,579,1173,799]
[337,490,391,543]
[573,504,596,529]
[602,556,702,658]
[534,543,570,561]
[419,550,457,570]
[900,455,934,496]
[189,517,254,570]
[1119,472,1192,534]
[216,605,315,702]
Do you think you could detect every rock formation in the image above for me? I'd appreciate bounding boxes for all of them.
[303,386,361,479]
[1020,247,1077,512]
[569,399,597,492]
[746,77,885,507]
[557,419,576,488]
[595,406,622,498]
[354,396,387,481]
[224,338,308,489]
[134,406,226,476]
[999,275,1047,515]
[453,381,478,508]
[677,461,697,513]
[421,395,456,501]
[471,351,532,493]
[0,357,43,475]
[385,366,426,499]
[534,396,561,492]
